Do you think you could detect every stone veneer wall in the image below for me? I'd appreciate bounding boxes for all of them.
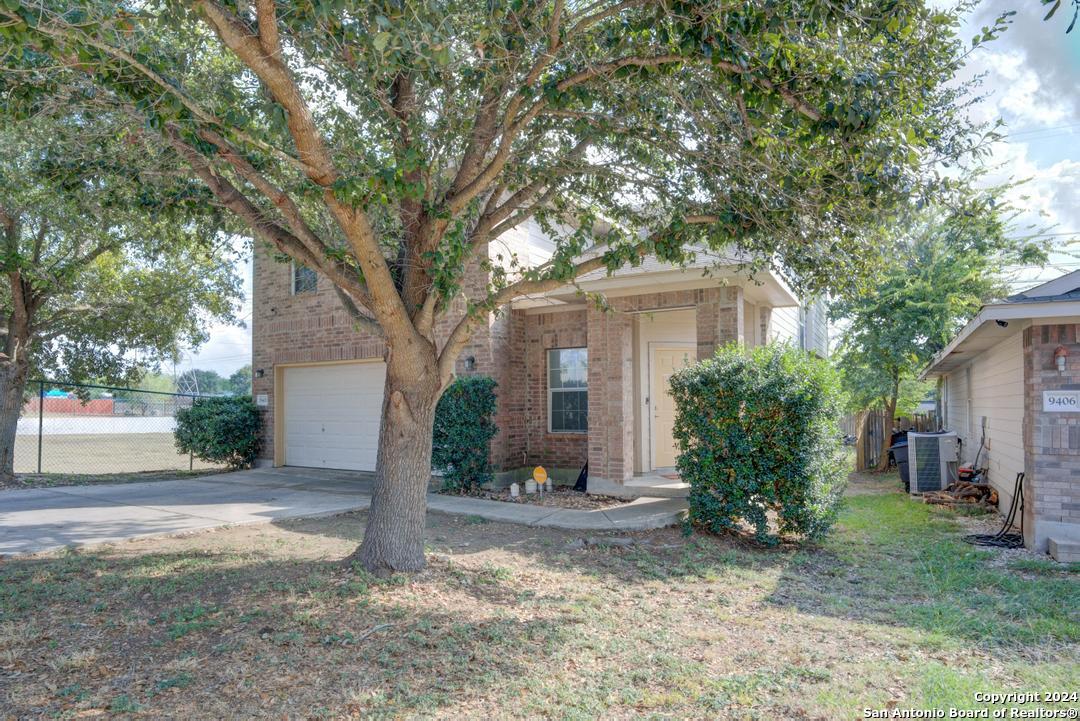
[1022,323,1080,549]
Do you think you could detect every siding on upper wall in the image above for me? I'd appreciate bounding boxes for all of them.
[770,306,799,345]
[943,332,1025,508]
[766,301,829,357]
[804,300,830,357]
[488,218,559,273]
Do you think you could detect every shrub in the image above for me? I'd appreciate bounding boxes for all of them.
[432,375,498,492]
[669,343,847,544]
[174,396,261,469]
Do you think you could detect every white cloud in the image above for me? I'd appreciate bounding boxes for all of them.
[944,0,1080,290]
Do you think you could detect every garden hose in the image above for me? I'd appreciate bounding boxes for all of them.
[963,473,1024,549]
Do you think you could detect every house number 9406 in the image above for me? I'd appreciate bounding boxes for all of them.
[1043,390,1080,412]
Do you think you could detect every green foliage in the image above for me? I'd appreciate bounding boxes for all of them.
[228,365,253,396]
[0,110,241,387]
[670,344,847,545]
[432,375,497,492]
[831,197,1046,416]
[0,0,997,302]
[174,396,261,470]
[177,368,227,395]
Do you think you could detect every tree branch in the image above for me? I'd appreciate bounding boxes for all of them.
[197,0,339,187]
[165,125,371,308]
[197,1,416,341]
[437,213,719,382]
[254,0,281,58]
[0,8,307,175]
[333,286,384,337]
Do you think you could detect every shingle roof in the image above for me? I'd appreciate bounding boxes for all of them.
[1004,269,1080,304]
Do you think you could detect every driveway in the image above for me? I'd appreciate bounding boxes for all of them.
[0,467,687,556]
[0,468,374,556]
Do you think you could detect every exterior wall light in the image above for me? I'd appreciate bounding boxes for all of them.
[255,368,265,379]
[464,356,476,372]
[1054,346,1068,375]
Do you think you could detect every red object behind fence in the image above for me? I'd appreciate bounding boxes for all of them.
[22,397,116,415]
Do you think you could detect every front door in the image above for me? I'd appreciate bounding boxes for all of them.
[651,346,694,468]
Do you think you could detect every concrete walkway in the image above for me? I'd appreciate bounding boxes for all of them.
[0,468,686,556]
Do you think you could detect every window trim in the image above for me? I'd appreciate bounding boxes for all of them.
[547,347,588,435]
[291,261,318,295]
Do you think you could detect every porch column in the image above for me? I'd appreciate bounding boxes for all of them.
[587,306,635,484]
[695,286,744,360]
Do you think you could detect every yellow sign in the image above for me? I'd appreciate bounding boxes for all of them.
[532,466,548,484]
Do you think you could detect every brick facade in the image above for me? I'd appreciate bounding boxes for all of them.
[254,243,757,485]
[251,245,386,463]
[695,286,744,359]
[495,309,590,474]
[1022,323,1080,550]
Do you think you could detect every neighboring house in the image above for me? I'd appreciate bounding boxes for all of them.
[921,270,1080,559]
[251,219,828,490]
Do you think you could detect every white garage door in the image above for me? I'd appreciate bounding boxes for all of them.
[283,362,385,471]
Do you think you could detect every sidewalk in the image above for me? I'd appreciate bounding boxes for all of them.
[1,468,687,556]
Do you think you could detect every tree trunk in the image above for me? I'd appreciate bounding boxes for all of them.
[348,353,443,574]
[0,358,30,484]
[875,390,898,473]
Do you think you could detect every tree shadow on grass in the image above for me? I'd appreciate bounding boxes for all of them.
[282,495,1080,654]
[0,544,573,718]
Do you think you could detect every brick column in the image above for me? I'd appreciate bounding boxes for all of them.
[587,306,634,484]
[1022,324,1080,551]
[695,286,744,360]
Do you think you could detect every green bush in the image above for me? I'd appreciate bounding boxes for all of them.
[669,343,847,545]
[432,375,498,492]
[174,396,261,469]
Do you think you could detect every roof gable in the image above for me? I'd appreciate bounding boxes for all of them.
[1007,269,1080,303]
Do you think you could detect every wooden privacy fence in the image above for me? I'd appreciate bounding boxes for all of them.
[844,410,938,471]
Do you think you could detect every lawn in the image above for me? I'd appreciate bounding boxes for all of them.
[10,433,223,478]
[0,471,1076,719]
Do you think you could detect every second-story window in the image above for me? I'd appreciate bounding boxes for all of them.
[292,262,318,295]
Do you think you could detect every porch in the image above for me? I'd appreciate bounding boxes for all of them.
[501,259,799,489]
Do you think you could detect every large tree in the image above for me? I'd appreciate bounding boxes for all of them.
[0,113,241,483]
[831,197,1045,470]
[2,0,994,571]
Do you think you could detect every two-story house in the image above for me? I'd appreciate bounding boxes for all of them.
[251,220,828,489]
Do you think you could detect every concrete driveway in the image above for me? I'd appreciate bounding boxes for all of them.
[1,467,687,557]
[0,468,374,556]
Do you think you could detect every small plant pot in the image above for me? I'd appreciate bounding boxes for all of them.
[525,479,538,494]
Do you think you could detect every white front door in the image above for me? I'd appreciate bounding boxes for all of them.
[650,346,694,469]
[282,362,385,471]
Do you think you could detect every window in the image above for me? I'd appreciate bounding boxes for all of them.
[292,262,318,295]
[548,348,588,433]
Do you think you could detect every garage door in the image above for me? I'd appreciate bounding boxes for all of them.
[283,362,385,471]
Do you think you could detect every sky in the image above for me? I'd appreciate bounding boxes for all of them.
[175,2,1080,376]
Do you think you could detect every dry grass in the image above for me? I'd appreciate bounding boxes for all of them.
[0,469,1076,719]
[10,434,223,478]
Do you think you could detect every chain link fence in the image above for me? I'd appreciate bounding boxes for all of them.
[15,380,226,476]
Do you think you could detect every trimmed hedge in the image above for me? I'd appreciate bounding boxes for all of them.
[669,343,847,544]
[175,396,261,470]
[432,375,498,492]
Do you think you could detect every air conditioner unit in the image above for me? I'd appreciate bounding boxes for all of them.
[908,431,959,494]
